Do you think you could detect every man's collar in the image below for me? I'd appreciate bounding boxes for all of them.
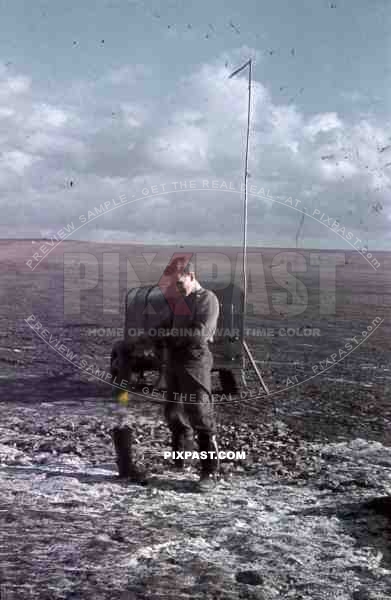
[192,280,202,293]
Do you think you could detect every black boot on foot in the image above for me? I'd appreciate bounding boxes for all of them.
[112,425,148,485]
[197,432,219,492]
[170,428,195,472]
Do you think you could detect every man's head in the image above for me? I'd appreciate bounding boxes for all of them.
[166,256,197,296]
[176,260,196,296]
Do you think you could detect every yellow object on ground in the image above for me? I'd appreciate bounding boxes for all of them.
[117,390,129,405]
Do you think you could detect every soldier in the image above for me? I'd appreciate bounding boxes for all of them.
[164,256,220,491]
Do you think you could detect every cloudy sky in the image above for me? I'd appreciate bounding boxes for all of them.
[1,0,391,249]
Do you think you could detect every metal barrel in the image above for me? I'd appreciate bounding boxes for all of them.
[123,282,244,364]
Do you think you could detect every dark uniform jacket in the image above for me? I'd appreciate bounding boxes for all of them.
[168,286,220,394]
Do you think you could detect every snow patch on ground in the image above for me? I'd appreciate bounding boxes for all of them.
[1,403,391,598]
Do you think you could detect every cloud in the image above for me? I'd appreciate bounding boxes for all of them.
[0,74,31,96]
[0,107,14,118]
[0,55,390,248]
[29,104,70,128]
[0,150,39,175]
[119,103,148,128]
[303,112,342,140]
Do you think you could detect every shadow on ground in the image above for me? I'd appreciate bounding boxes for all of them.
[292,497,391,570]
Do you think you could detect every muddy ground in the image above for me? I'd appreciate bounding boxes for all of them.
[0,240,391,599]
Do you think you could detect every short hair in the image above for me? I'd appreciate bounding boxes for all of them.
[182,260,195,274]
[165,256,195,275]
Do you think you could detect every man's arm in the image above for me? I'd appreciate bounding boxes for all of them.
[171,291,220,348]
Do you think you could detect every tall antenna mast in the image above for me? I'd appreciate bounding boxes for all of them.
[228,60,269,395]
[229,58,252,344]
